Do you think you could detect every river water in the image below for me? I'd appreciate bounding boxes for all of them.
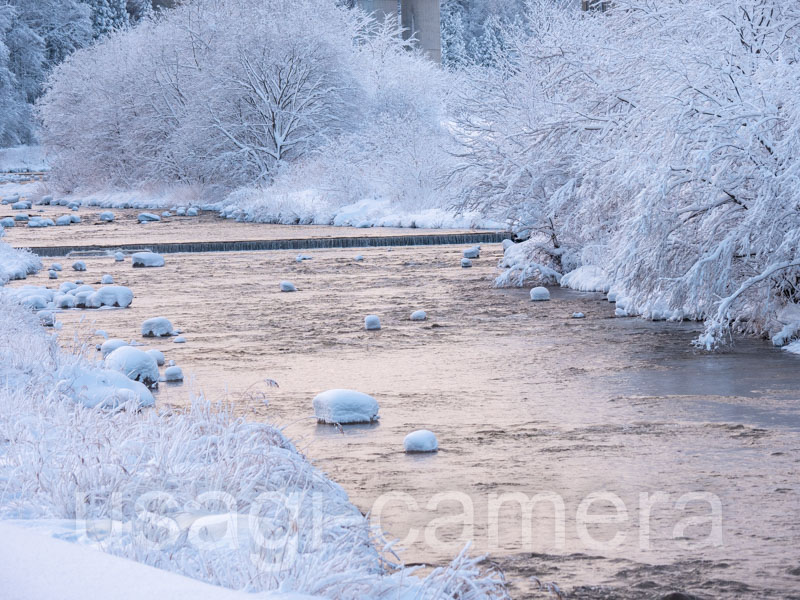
[4,206,800,599]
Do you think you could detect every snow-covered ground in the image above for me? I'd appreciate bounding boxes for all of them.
[0,243,505,598]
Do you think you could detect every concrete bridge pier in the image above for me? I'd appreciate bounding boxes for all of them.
[358,0,441,63]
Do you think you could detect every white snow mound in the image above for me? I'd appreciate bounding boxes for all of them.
[313,389,379,424]
[280,281,296,292]
[86,285,133,308]
[530,287,551,301]
[104,346,160,388]
[141,316,174,337]
[132,252,165,268]
[365,315,381,330]
[410,310,427,321]
[404,429,438,453]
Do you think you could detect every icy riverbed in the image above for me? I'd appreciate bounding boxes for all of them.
[6,237,800,599]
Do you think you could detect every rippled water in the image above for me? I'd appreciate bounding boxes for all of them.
[6,213,800,599]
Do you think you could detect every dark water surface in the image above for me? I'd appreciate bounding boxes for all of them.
[8,220,800,599]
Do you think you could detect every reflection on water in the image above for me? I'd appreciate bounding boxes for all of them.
[9,237,800,599]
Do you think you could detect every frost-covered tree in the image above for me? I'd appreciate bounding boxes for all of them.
[39,0,447,197]
[456,0,800,345]
[85,0,130,37]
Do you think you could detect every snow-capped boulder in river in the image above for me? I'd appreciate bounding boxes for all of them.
[146,349,165,366]
[461,258,472,268]
[51,263,62,271]
[572,312,585,319]
[72,260,86,272]
[354,255,364,262]
[131,252,165,268]
[313,389,379,424]
[410,310,427,321]
[55,215,72,226]
[502,239,514,251]
[365,315,381,330]
[0,217,13,227]
[86,286,134,308]
[280,281,296,292]
[114,251,124,262]
[48,270,58,279]
[59,364,154,409]
[99,211,115,222]
[137,212,161,223]
[463,246,480,259]
[404,430,438,453]
[173,336,186,343]
[101,274,113,284]
[100,338,128,357]
[186,207,199,216]
[530,287,551,301]
[164,366,183,382]
[104,346,160,388]
[141,317,174,337]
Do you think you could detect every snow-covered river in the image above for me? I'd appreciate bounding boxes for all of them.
[5,208,800,599]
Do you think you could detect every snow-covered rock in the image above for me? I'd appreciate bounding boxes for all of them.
[86,285,134,308]
[54,294,75,309]
[176,207,186,216]
[0,217,14,227]
[48,270,58,279]
[70,214,81,223]
[365,315,381,330]
[99,211,115,222]
[138,212,161,223]
[141,316,174,337]
[132,251,165,268]
[12,200,30,210]
[410,310,427,321]
[173,336,186,343]
[280,280,297,292]
[28,217,54,228]
[105,346,160,388]
[313,389,379,424]
[607,290,618,303]
[101,274,114,284]
[51,263,62,271]
[55,215,72,226]
[164,366,184,382]
[186,207,199,216]
[161,211,171,217]
[146,349,165,366]
[461,258,472,268]
[38,310,55,327]
[572,312,585,319]
[404,429,438,453]
[354,255,364,262]
[100,338,129,357]
[60,364,155,409]
[114,251,124,261]
[530,287,551,301]
[560,266,610,293]
[463,247,480,259]
[296,253,312,262]
[72,260,86,272]
[58,282,77,293]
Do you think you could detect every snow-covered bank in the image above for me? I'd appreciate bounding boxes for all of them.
[220,191,503,231]
[0,522,263,600]
[0,146,48,173]
[0,290,505,597]
[0,231,41,284]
